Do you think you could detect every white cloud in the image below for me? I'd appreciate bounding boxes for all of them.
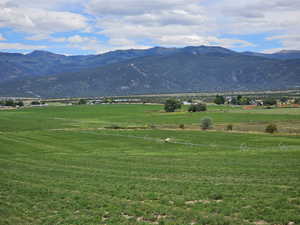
[53,35,106,53]
[86,0,204,16]
[266,34,300,50]
[0,3,89,39]
[0,42,47,50]
[217,0,300,34]
[0,0,299,53]
[0,0,85,10]
[88,0,256,51]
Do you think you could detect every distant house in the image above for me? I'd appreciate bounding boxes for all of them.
[225,96,232,104]
[256,100,264,106]
[182,101,192,105]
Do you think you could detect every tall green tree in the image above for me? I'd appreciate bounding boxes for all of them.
[164,99,181,112]
[214,95,225,105]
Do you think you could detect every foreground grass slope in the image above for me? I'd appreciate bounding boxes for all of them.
[1,104,300,225]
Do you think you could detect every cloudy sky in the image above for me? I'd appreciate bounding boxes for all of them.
[0,0,299,55]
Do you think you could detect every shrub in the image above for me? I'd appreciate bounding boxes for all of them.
[188,103,207,112]
[210,193,223,200]
[226,124,233,131]
[200,117,213,130]
[164,99,181,112]
[105,124,122,129]
[179,124,185,129]
[265,124,278,134]
[147,124,157,129]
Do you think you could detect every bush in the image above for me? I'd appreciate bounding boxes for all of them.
[188,103,207,112]
[164,99,181,112]
[226,124,233,131]
[179,124,185,129]
[200,117,213,130]
[105,124,122,129]
[265,124,278,134]
[147,124,157,129]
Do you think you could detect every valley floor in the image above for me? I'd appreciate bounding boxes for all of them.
[0,104,300,225]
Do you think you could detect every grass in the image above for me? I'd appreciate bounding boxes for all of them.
[1,104,300,225]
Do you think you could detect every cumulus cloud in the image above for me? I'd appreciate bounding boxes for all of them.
[0,2,89,39]
[86,0,204,16]
[0,42,46,50]
[0,0,299,53]
[218,0,300,34]
[88,0,256,51]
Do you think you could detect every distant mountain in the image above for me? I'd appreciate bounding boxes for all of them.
[0,46,241,83]
[0,48,170,82]
[0,47,300,98]
[242,50,300,60]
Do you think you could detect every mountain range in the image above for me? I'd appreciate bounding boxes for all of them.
[0,46,300,98]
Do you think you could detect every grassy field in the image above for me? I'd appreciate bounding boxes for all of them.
[1,104,300,225]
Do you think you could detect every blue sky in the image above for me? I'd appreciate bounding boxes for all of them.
[0,0,299,55]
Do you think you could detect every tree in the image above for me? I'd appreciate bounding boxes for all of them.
[16,101,24,107]
[188,103,207,112]
[280,97,288,103]
[5,99,15,107]
[164,99,181,112]
[231,95,252,105]
[231,97,238,105]
[78,99,87,105]
[263,98,277,106]
[200,117,213,130]
[237,95,242,103]
[294,98,300,104]
[239,97,251,105]
[31,101,41,105]
[214,95,225,105]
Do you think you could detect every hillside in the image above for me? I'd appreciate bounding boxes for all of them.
[0,48,173,82]
[1,49,300,98]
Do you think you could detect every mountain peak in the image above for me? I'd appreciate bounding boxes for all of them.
[27,50,60,57]
[183,45,236,55]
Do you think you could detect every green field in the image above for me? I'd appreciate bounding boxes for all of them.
[1,104,300,225]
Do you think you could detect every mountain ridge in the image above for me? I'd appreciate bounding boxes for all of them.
[0,46,299,98]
